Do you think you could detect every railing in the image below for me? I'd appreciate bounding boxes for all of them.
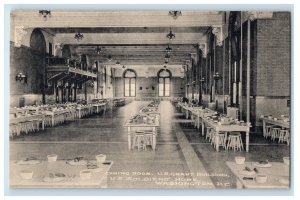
[46,57,93,73]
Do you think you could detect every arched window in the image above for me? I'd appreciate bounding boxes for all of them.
[123,69,137,97]
[158,69,171,97]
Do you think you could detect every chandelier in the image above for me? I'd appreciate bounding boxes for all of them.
[39,10,51,20]
[168,11,182,19]
[213,72,222,81]
[95,46,102,54]
[165,44,172,53]
[165,54,171,59]
[107,56,112,62]
[74,33,84,42]
[166,28,176,40]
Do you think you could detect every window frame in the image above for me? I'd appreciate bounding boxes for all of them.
[158,69,172,97]
[123,69,137,97]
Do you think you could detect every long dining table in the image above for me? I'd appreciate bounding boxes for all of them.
[261,116,290,136]
[43,108,75,126]
[202,117,251,152]
[226,161,290,189]
[92,102,107,114]
[10,159,113,188]
[10,114,45,133]
[124,114,160,151]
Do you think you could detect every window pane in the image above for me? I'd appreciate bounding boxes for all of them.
[130,79,135,96]
[165,78,170,84]
[124,78,130,96]
[165,90,170,96]
[159,90,164,96]
[125,89,129,96]
[165,82,170,91]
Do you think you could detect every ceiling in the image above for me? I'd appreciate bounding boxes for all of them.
[12,10,225,66]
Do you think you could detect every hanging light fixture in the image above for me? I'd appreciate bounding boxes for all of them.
[213,72,222,81]
[165,53,170,63]
[74,32,84,42]
[166,28,176,40]
[95,46,102,54]
[39,10,51,20]
[107,55,113,62]
[168,11,182,19]
[165,44,172,53]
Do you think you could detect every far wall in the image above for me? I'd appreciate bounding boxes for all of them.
[115,77,185,98]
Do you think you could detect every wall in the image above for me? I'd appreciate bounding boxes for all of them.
[256,12,291,97]
[10,41,50,107]
[253,12,291,125]
[115,77,185,98]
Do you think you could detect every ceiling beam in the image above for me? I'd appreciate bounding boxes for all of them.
[12,10,224,28]
[54,32,207,45]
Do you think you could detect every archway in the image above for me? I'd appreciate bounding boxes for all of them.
[30,28,47,104]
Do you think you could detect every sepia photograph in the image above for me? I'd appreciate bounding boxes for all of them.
[6,5,292,192]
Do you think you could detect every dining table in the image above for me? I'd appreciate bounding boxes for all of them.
[92,102,107,114]
[124,114,160,151]
[261,116,290,137]
[201,117,251,152]
[10,114,45,134]
[43,108,75,126]
[10,159,113,188]
[226,161,290,189]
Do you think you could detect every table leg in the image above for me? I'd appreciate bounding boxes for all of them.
[215,130,220,152]
[128,127,132,150]
[246,131,249,152]
[52,115,54,127]
[79,109,82,119]
[152,127,156,151]
[262,120,266,138]
[202,120,205,136]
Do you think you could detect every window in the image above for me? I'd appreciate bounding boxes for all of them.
[123,69,136,97]
[158,69,171,97]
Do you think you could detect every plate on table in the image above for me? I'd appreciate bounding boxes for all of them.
[86,161,103,172]
[16,157,41,165]
[254,161,272,168]
[66,159,88,166]
[101,160,113,165]
[43,172,66,182]
[239,170,256,176]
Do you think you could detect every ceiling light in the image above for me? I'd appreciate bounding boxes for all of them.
[39,10,51,20]
[107,55,113,61]
[168,11,182,19]
[95,46,102,54]
[166,28,176,40]
[74,33,84,42]
[166,44,172,53]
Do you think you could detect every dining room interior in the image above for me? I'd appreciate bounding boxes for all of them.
[8,10,291,189]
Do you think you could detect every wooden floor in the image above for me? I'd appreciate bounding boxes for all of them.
[10,101,290,189]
